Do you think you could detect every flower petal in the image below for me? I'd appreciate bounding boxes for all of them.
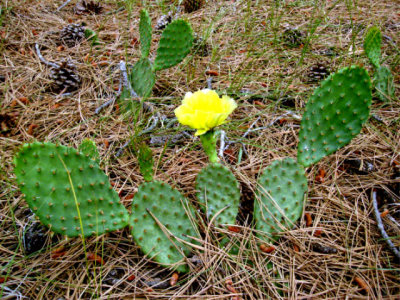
[174,89,237,135]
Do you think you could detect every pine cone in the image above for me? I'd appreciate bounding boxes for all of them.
[155,12,174,31]
[0,113,17,137]
[282,28,305,48]
[182,0,205,13]
[74,0,103,15]
[306,63,330,83]
[60,24,85,48]
[192,34,211,57]
[49,61,81,93]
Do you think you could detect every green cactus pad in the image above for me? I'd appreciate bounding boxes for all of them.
[196,163,240,226]
[13,142,129,237]
[374,65,394,102]
[298,66,372,167]
[139,9,152,58]
[79,138,100,163]
[134,141,154,182]
[154,19,193,71]
[130,181,198,273]
[129,58,155,98]
[254,158,307,243]
[363,26,381,68]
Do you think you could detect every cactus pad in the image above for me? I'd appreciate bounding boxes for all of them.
[363,26,381,68]
[79,138,99,163]
[374,65,394,102]
[254,158,307,243]
[298,66,372,167]
[14,142,129,237]
[154,19,193,71]
[139,9,152,58]
[129,58,155,98]
[196,163,240,226]
[134,141,154,182]
[130,181,198,273]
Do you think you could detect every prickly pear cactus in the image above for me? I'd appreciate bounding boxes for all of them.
[14,142,129,237]
[196,163,240,226]
[139,9,152,58]
[297,66,372,167]
[133,140,154,182]
[154,19,194,71]
[363,26,381,68]
[129,58,155,98]
[130,181,198,273]
[78,138,99,163]
[374,65,394,101]
[254,158,307,243]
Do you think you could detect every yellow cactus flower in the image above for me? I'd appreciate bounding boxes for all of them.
[174,89,237,136]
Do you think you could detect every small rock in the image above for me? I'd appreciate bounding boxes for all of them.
[343,159,374,175]
[143,277,170,289]
[23,222,49,255]
[311,243,337,254]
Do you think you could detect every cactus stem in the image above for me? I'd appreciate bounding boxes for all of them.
[199,130,219,163]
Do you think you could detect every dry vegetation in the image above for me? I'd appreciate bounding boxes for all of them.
[0,0,399,299]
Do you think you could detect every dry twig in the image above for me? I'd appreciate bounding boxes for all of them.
[372,190,400,260]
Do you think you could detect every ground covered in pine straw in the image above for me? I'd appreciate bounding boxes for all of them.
[1,0,399,299]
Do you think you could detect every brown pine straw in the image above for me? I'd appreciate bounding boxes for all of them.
[0,0,399,299]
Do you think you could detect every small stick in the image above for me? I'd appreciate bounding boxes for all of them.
[242,111,301,138]
[139,116,159,136]
[371,114,384,123]
[95,94,119,115]
[166,118,178,128]
[35,44,59,68]
[95,79,122,114]
[372,190,400,260]
[56,0,72,12]
[243,117,261,138]
[115,140,131,158]
[219,130,226,158]
[115,117,160,157]
[119,60,138,98]
[105,6,124,15]
[206,77,213,89]
[388,215,400,228]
